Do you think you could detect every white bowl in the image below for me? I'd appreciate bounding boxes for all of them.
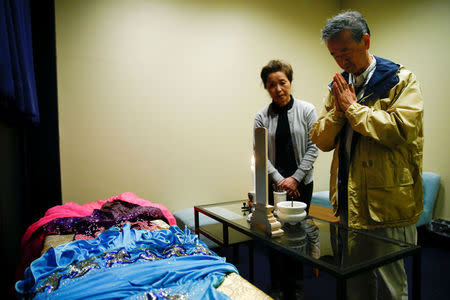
[277,201,307,215]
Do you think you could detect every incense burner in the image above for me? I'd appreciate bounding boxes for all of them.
[276,201,307,225]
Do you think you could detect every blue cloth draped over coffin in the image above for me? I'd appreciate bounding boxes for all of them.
[16,224,238,299]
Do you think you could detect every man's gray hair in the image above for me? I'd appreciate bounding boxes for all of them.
[321,11,370,42]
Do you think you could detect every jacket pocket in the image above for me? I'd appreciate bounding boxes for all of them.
[366,168,416,223]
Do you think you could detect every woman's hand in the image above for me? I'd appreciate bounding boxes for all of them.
[279,177,300,197]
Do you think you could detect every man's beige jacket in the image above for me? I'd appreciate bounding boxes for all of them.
[311,56,424,229]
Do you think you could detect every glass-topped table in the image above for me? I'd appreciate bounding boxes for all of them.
[194,200,421,300]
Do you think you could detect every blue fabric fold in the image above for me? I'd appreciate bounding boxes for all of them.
[16,224,238,299]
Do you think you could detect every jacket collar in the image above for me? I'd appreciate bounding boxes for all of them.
[328,56,400,104]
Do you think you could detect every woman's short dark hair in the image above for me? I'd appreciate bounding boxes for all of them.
[260,60,293,89]
[321,10,370,42]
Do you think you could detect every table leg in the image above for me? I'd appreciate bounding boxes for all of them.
[412,250,421,300]
[223,223,229,245]
[194,209,199,235]
[336,278,346,300]
[222,223,231,263]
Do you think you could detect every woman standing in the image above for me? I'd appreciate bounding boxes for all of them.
[254,59,319,299]
[254,59,318,212]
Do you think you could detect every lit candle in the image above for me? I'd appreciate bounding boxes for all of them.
[251,155,255,192]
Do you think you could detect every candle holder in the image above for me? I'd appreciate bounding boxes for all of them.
[249,127,283,237]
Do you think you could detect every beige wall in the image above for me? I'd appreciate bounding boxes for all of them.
[56,0,449,219]
[55,0,338,211]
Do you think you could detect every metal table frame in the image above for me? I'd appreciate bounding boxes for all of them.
[194,200,421,300]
